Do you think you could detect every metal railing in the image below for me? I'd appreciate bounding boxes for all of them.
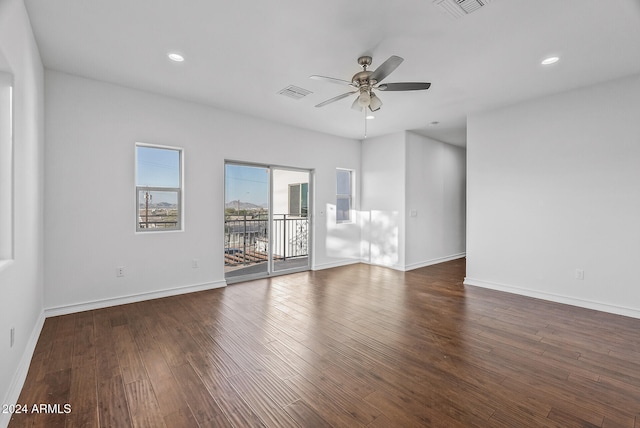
[224,214,308,267]
[272,214,308,259]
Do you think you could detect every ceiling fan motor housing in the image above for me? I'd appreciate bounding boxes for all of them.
[353,56,376,87]
[352,70,373,87]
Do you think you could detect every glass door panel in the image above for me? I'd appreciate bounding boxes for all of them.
[271,169,310,273]
[224,163,270,281]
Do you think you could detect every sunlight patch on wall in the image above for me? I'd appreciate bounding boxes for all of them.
[361,210,399,267]
[325,203,360,259]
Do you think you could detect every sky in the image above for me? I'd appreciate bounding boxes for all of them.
[225,164,269,205]
[136,146,180,204]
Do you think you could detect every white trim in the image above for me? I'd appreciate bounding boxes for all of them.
[312,258,360,271]
[44,280,227,317]
[403,253,466,271]
[0,311,45,428]
[464,277,640,320]
[360,253,466,272]
[0,81,13,264]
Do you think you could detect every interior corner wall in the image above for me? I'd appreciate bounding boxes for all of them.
[405,132,466,270]
[360,131,466,271]
[0,0,45,423]
[360,132,406,269]
[466,73,640,318]
[43,70,361,314]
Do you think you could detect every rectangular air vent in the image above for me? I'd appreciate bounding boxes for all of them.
[433,0,493,19]
[277,85,312,100]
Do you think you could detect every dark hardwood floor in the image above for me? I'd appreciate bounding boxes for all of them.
[8,259,640,427]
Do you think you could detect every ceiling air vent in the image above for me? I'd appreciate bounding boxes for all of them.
[278,85,312,100]
[433,0,493,19]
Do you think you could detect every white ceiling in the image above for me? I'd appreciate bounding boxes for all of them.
[23,0,640,146]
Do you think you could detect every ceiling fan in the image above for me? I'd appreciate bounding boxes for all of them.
[311,55,431,112]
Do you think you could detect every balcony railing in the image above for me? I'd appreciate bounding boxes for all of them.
[224,214,308,267]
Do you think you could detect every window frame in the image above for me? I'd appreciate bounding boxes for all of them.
[336,168,353,224]
[135,143,183,233]
[0,71,13,265]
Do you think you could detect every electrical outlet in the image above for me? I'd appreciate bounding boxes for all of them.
[10,327,14,348]
[192,259,199,269]
[116,266,125,277]
[575,269,584,280]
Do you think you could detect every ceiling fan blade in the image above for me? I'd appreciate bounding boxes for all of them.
[369,55,404,84]
[377,82,431,91]
[314,91,357,108]
[309,75,354,86]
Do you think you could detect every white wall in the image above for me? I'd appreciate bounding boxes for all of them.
[0,0,45,425]
[360,132,406,269]
[466,73,640,318]
[405,132,466,269]
[44,70,361,314]
[360,131,466,271]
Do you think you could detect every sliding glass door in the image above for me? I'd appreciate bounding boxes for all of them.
[224,162,310,282]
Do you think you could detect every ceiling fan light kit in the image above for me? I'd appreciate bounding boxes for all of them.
[357,90,371,107]
[369,93,382,111]
[311,55,431,114]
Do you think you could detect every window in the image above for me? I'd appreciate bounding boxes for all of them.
[0,71,13,261]
[336,169,352,223]
[135,144,182,231]
[288,183,308,217]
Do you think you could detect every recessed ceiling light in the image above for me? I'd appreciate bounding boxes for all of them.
[541,56,559,65]
[429,121,440,126]
[366,115,375,120]
[167,53,184,62]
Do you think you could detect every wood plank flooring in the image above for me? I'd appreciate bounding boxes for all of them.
[8,259,640,427]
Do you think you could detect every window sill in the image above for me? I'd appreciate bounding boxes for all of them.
[135,228,184,235]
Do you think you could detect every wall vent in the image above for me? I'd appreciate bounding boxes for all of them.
[278,85,313,100]
[433,0,493,19]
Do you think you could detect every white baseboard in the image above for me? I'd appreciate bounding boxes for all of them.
[1,311,45,428]
[312,258,361,271]
[361,253,466,272]
[404,253,466,272]
[44,280,227,317]
[464,277,640,320]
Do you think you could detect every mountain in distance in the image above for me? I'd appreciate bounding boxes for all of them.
[138,201,177,208]
[225,201,266,210]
